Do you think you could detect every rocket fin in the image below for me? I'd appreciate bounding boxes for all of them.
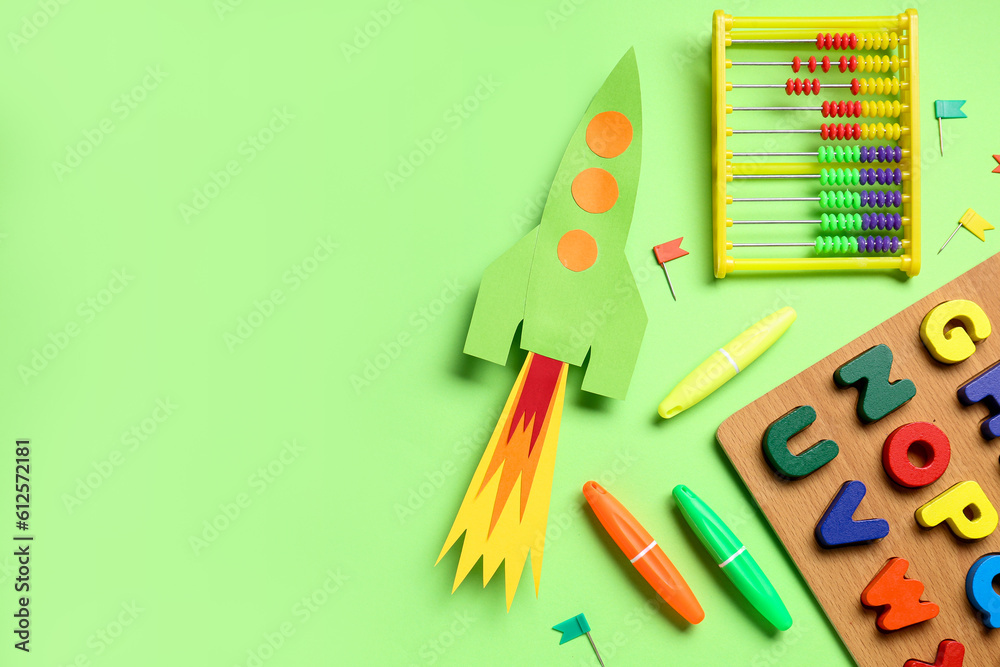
[464,227,537,365]
[580,266,647,399]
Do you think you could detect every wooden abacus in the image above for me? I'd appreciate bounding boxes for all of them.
[711,10,920,277]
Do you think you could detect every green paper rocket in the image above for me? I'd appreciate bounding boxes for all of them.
[464,49,647,399]
[438,50,647,609]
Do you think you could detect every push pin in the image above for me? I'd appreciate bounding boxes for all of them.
[553,613,604,666]
[938,208,994,254]
[934,100,966,155]
[652,238,688,301]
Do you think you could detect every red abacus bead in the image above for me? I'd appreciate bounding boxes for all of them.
[821,124,829,139]
[851,78,861,95]
[852,101,862,117]
[833,32,842,50]
[882,422,951,488]
[808,56,817,73]
[792,56,802,72]
[848,33,858,49]
[821,56,831,72]
[848,55,858,72]
[812,78,821,94]
[838,56,848,72]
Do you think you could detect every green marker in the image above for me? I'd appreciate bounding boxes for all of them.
[672,485,792,631]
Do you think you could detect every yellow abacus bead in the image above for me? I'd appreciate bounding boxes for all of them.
[859,100,902,118]
[859,32,899,50]
[858,77,900,95]
[858,55,900,73]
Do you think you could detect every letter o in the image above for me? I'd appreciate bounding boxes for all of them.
[882,421,950,488]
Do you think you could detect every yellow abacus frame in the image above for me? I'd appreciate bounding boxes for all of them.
[712,9,920,277]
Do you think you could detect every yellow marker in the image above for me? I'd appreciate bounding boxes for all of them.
[658,307,796,419]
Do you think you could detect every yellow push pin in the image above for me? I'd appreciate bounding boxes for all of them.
[938,209,994,254]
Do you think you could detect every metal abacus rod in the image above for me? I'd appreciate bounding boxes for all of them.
[729,235,903,254]
[732,167,904,185]
[730,55,903,73]
[729,190,904,208]
[730,100,903,118]
[731,77,905,95]
[730,213,904,232]
[730,123,904,140]
[728,32,902,50]
[729,145,905,163]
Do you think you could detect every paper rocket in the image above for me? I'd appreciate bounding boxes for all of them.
[463,48,647,400]
[438,50,648,609]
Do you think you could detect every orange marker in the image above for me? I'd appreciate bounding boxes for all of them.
[583,481,704,624]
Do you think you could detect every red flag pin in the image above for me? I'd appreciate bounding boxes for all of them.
[653,238,688,301]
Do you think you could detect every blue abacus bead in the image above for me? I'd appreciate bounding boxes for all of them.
[890,236,901,252]
[893,146,902,162]
[860,146,871,162]
[892,190,902,207]
[893,168,902,185]
[892,213,902,230]
[877,168,887,185]
[876,145,885,162]
[861,213,872,230]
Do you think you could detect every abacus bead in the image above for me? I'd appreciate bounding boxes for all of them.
[792,56,801,73]
[890,236,901,252]
[893,146,902,162]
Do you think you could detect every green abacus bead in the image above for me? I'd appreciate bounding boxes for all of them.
[849,168,860,186]
[849,145,861,163]
[818,146,830,163]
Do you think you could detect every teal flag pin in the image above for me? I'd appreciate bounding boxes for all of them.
[553,613,604,665]
[934,100,966,155]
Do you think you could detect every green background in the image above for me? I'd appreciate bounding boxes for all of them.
[2,0,997,665]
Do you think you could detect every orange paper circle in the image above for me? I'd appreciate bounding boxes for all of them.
[586,111,633,158]
[571,168,618,214]
[557,230,598,272]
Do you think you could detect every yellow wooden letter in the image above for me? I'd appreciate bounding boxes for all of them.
[919,299,991,364]
[915,481,998,540]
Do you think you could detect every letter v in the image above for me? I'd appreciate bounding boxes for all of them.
[815,480,890,548]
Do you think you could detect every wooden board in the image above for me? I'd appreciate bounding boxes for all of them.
[717,252,1000,667]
